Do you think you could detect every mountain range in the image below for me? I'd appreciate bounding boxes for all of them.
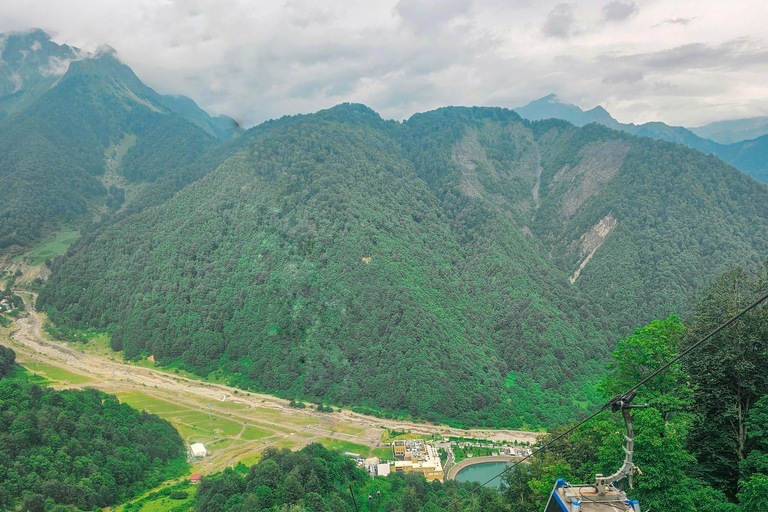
[3,29,768,428]
[38,104,768,427]
[516,94,768,183]
[0,29,238,250]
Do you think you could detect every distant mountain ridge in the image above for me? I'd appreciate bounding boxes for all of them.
[515,94,768,182]
[692,116,768,144]
[515,94,622,129]
[0,29,239,139]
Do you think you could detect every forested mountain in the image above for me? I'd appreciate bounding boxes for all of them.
[516,94,768,182]
[0,30,237,251]
[0,29,81,122]
[715,133,768,183]
[39,104,768,428]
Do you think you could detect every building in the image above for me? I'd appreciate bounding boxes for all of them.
[390,440,444,481]
[392,460,444,481]
[392,440,406,459]
[190,473,203,484]
[189,442,207,458]
[377,463,391,477]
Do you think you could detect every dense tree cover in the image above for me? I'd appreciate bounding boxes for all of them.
[682,265,768,499]
[189,267,768,511]
[0,349,186,511]
[40,105,604,428]
[194,443,523,512]
[0,344,14,377]
[500,264,768,511]
[39,104,768,428]
[0,34,225,251]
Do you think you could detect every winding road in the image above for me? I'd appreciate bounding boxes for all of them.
[7,290,539,474]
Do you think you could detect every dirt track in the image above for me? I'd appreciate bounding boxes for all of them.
[7,290,539,472]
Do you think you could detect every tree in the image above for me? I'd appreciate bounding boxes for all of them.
[682,265,768,497]
[598,314,691,420]
[0,344,16,378]
[254,485,274,510]
[737,474,768,512]
[21,494,46,512]
[247,458,284,490]
[282,473,305,505]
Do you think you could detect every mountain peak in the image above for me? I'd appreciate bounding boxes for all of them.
[516,94,587,124]
[541,93,569,105]
[93,44,118,59]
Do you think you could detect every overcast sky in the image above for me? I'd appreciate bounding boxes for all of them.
[1,0,767,127]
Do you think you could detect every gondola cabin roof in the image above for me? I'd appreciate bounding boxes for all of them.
[544,479,640,512]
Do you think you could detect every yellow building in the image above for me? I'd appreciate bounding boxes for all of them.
[392,440,406,460]
[393,460,444,481]
[390,440,444,481]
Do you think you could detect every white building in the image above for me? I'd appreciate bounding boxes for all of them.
[377,463,391,477]
[189,443,207,458]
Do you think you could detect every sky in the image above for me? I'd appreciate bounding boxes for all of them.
[1,0,767,128]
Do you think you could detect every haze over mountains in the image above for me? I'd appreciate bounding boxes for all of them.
[3,29,768,429]
[515,94,768,182]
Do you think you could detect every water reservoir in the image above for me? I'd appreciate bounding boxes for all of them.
[454,461,511,488]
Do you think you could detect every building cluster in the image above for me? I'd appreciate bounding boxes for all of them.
[388,440,444,481]
[455,442,532,458]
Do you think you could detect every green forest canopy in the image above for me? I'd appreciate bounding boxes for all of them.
[39,104,768,429]
[0,346,187,512]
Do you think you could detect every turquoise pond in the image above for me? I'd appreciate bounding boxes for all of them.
[454,461,511,488]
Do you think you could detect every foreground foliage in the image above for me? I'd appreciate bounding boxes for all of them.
[501,263,768,511]
[0,347,186,511]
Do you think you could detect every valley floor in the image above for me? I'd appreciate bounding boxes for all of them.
[6,290,539,478]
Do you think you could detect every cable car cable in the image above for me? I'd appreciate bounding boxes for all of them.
[447,289,768,507]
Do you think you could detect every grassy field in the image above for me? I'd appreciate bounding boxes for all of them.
[26,230,79,266]
[25,361,92,385]
[114,390,248,445]
[372,447,393,459]
[121,482,195,512]
[241,426,274,440]
[314,438,378,457]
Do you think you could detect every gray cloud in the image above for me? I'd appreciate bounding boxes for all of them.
[656,16,700,26]
[625,40,768,72]
[0,0,766,127]
[542,3,577,39]
[602,1,638,23]
[602,69,643,84]
[395,0,474,32]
